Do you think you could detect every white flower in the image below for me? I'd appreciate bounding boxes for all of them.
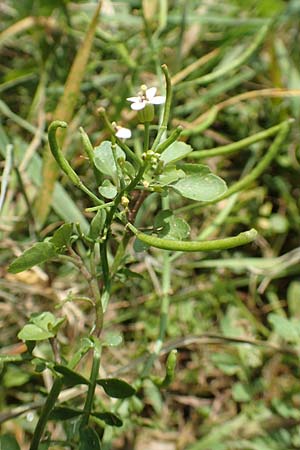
[114,125,132,139]
[127,85,165,111]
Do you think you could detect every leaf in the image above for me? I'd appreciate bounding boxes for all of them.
[50,223,73,250]
[91,411,123,427]
[79,426,101,450]
[49,406,83,420]
[54,364,90,387]
[18,312,65,341]
[94,141,125,178]
[154,210,190,240]
[160,141,192,165]
[157,165,185,186]
[98,179,117,199]
[8,242,58,273]
[102,332,123,347]
[97,378,136,398]
[0,435,21,450]
[88,209,106,240]
[268,313,300,343]
[171,173,227,202]
[3,365,31,388]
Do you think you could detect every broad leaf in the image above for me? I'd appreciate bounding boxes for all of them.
[160,141,192,165]
[8,242,58,273]
[50,223,73,250]
[98,180,117,199]
[92,411,123,427]
[171,173,227,202]
[54,364,90,386]
[49,406,83,420]
[79,426,101,450]
[97,378,136,398]
[154,210,190,241]
[94,141,125,178]
[18,312,65,341]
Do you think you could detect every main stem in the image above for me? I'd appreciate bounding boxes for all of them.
[29,377,63,450]
[81,347,101,426]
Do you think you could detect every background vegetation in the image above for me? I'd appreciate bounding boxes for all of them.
[1,0,300,449]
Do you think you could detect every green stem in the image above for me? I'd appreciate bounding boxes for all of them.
[90,247,104,336]
[152,64,172,150]
[81,347,101,427]
[155,126,183,154]
[97,107,141,168]
[48,121,102,205]
[144,122,150,152]
[29,377,63,450]
[189,119,291,159]
[79,127,102,184]
[142,196,171,377]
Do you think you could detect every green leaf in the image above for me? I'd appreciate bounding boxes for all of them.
[178,163,211,175]
[154,210,190,241]
[49,406,83,420]
[54,364,90,387]
[88,209,106,240]
[94,141,125,178]
[50,223,73,250]
[79,426,101,450]
[157,165,185,186]
[18,312,65,341]
[268,313,300,343]
[102,332,123,347]
[171,172,227,202]
[92,411,123,427]
[3,365,31,388]
[0,435,20,450]
[8,242,58,273]
[98,179,117,199]
[160,141,192,165]
[97,378,136,398]
[232,382,251,402]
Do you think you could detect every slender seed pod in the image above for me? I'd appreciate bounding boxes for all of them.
[127,223,257,252]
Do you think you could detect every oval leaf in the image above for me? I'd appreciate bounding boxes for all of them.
[154,210,190,241]
[50,223,73,250]
[160,141,192,165]
[97,378,136,398]
[94,141,125,178]
[171,173,227,202]
[92,411,123,427]
[49,406,83,420]
[98,179,117,199]
[54,364,90,387]
[79,426,101,450]
[8,242,58,274]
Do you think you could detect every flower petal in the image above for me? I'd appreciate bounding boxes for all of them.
[146,87,157,100]
[151,96,166,105]
[126,96,140,103]
[116,127,132,139]
[131,101,146,110]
